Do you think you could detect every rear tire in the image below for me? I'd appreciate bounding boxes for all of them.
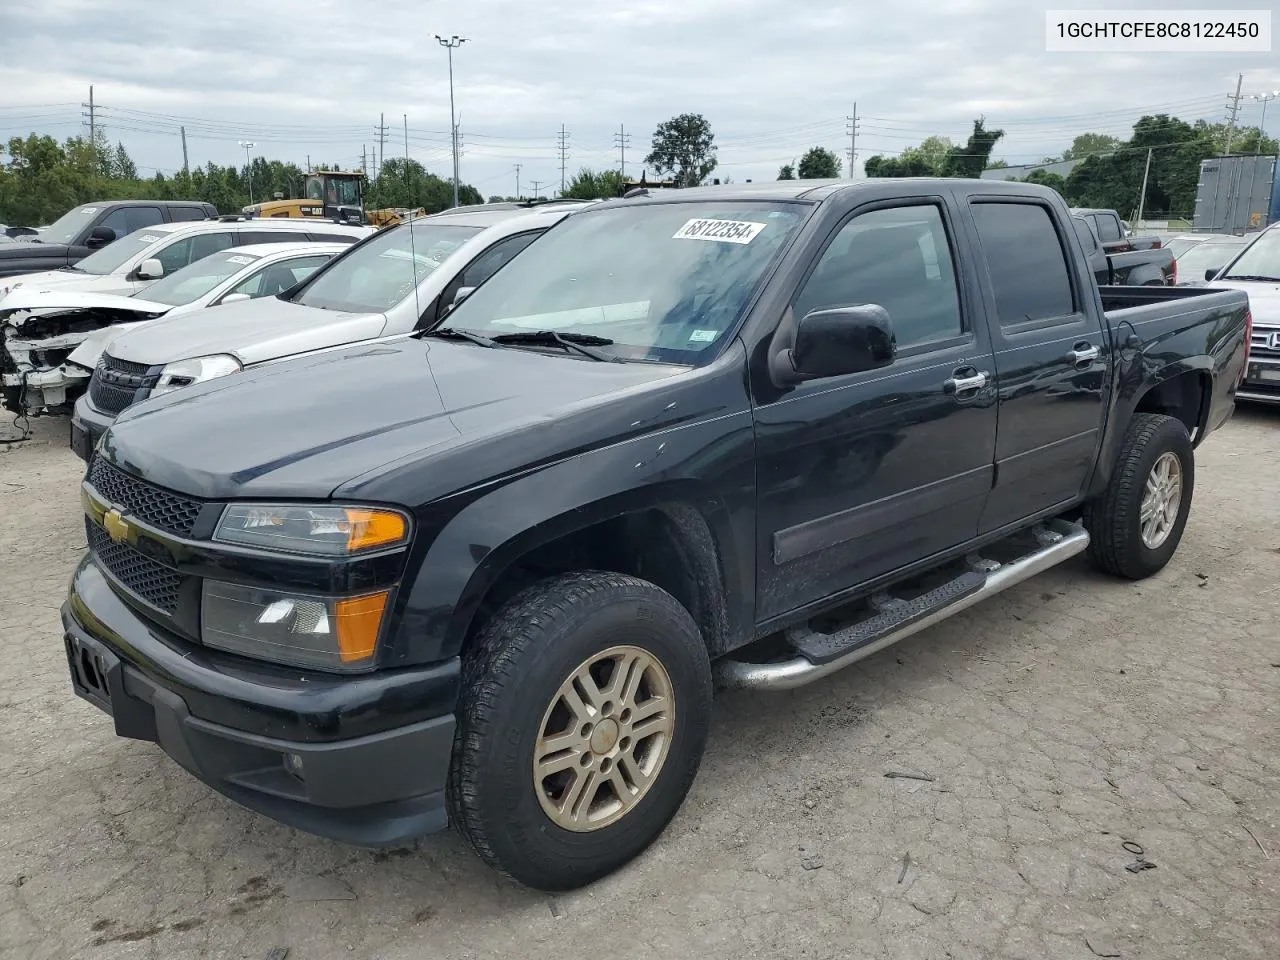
[447,571,712,890]
[1083,413,1194,579]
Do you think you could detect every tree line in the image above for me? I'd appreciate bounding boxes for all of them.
[0,132,484,227]
[4,111,1277,226]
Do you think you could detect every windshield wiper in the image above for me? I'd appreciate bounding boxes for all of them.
[489,330,622,362]
[1221,274,1280,282]
[427,327,499,348]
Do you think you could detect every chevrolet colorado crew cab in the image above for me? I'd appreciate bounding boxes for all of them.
[62,180,1251,891]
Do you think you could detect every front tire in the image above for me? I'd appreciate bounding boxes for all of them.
[1083,413,1194,579]
[448,571,712,890]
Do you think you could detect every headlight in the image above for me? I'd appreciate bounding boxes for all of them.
[152,354,242,396]
[201,580,389,671]
[214,503,411,556]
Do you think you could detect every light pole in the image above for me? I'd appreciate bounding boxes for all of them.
[1249,91,1279,153]
[434,34,468,208]
[238,140,256,205]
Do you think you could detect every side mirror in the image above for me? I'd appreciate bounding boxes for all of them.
[444,285,476,315]
[86,226,116,248]
[1204,267,1223,282]
[220,293,250,304]
[136,258,165,280]
[770,304,896,386]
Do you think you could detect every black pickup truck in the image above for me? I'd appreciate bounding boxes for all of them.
[1071,214,1176,286]
[0,200,217,282]
[62,180,1250,891]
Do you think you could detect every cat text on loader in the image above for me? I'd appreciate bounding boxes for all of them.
[243,171,367,225]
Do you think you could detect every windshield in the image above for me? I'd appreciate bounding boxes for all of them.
[1176,240,1248,282]
[72,229,167,275]
[293,221,481,312]
[37,205,102,245]
[442,202,806,363]
[305,175,362,207]
[137,250,262,306]
[1221,229,1280,280]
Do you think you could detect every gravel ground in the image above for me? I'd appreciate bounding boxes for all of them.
[1,408,1277,960]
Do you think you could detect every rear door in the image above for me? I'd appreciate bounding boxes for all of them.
[752,194,999,621]
[967,199,1112,533]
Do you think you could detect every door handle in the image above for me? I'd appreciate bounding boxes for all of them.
[1067,343,1100,366]
[943,370,988,395]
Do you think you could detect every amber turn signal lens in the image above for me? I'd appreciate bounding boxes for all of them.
[334,591,390,663]
[345,509,409,553]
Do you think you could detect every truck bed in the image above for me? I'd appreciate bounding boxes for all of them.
[1098,284,1242,315]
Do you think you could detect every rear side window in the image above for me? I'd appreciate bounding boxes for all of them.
[189,232,234,261]
[168,206,209,223]
[1071,217,1099,254]
[126,207,164,232]
[306,232,361,244]
[1093,214,1121,243]
[240,229,310,246]
[971,203,1075,326]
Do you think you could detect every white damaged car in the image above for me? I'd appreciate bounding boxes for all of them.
[1,242,346,414]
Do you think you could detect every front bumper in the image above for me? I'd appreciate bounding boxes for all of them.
[63,556,461,846]
[70,393,115,461]
[1238,355,1280,405]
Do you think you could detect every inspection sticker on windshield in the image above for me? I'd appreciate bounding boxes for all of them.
[688,329,718,343]
[673,218,765,244]
[138,235,161,243]
[226,255,255,265]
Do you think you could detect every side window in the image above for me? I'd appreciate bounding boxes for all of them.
[792,204,963,350]
[189,232,234,262]
[224,255,332,300]
[462,231,542,287]
[98,208,132,237]
[168,206,208,223]
[153,237,194,274]
[306,232,360,244]
[1071,217,1099,254]
[126,207,164,232]
[971,202,1075,326]
[241,230,304,245]
[1094,214,1122,243]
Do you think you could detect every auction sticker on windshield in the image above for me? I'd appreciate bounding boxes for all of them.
[138,235,161,243]
[673,218,766,244]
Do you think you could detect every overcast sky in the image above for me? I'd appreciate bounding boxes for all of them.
[1,0,1276,196]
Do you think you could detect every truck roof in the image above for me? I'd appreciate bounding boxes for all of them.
[615,177,1055,205]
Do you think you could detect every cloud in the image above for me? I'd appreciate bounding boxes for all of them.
[1,0,1276,190]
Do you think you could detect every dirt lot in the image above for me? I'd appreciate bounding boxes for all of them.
[1,408,1277,960]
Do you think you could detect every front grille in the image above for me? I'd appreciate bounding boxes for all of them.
[87,355,160,415]
[87,457,204,538]
[87,521,182,613]
[1250,328,1280,358]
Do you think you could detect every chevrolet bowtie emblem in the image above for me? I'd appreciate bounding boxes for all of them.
[102,508,131,544]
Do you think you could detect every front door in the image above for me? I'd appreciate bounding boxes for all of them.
[752,197,999,622]
[967,199,1112,532]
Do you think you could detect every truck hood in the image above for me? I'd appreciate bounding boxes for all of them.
[103,297,388,366]
[0,240,70,258]
[1212,279,1280,322]
[101,337,691,500]
[0,288,171,321]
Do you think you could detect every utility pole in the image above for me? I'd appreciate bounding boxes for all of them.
[238,140,256,205]
[530,179,545,199]
[557,124,570,195]
[375,113,387,182]
[81,85,98,170]
[403,114,412,196]
[514,162,522,199]
[846,104,860,178]
[180,125,189,175]
[614,124,631,177]
[1224,73,1244,155]
[1249,90,1279,153]
[1135,147,1153,226]
[434,34,469,208]
[360,146,366,177]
